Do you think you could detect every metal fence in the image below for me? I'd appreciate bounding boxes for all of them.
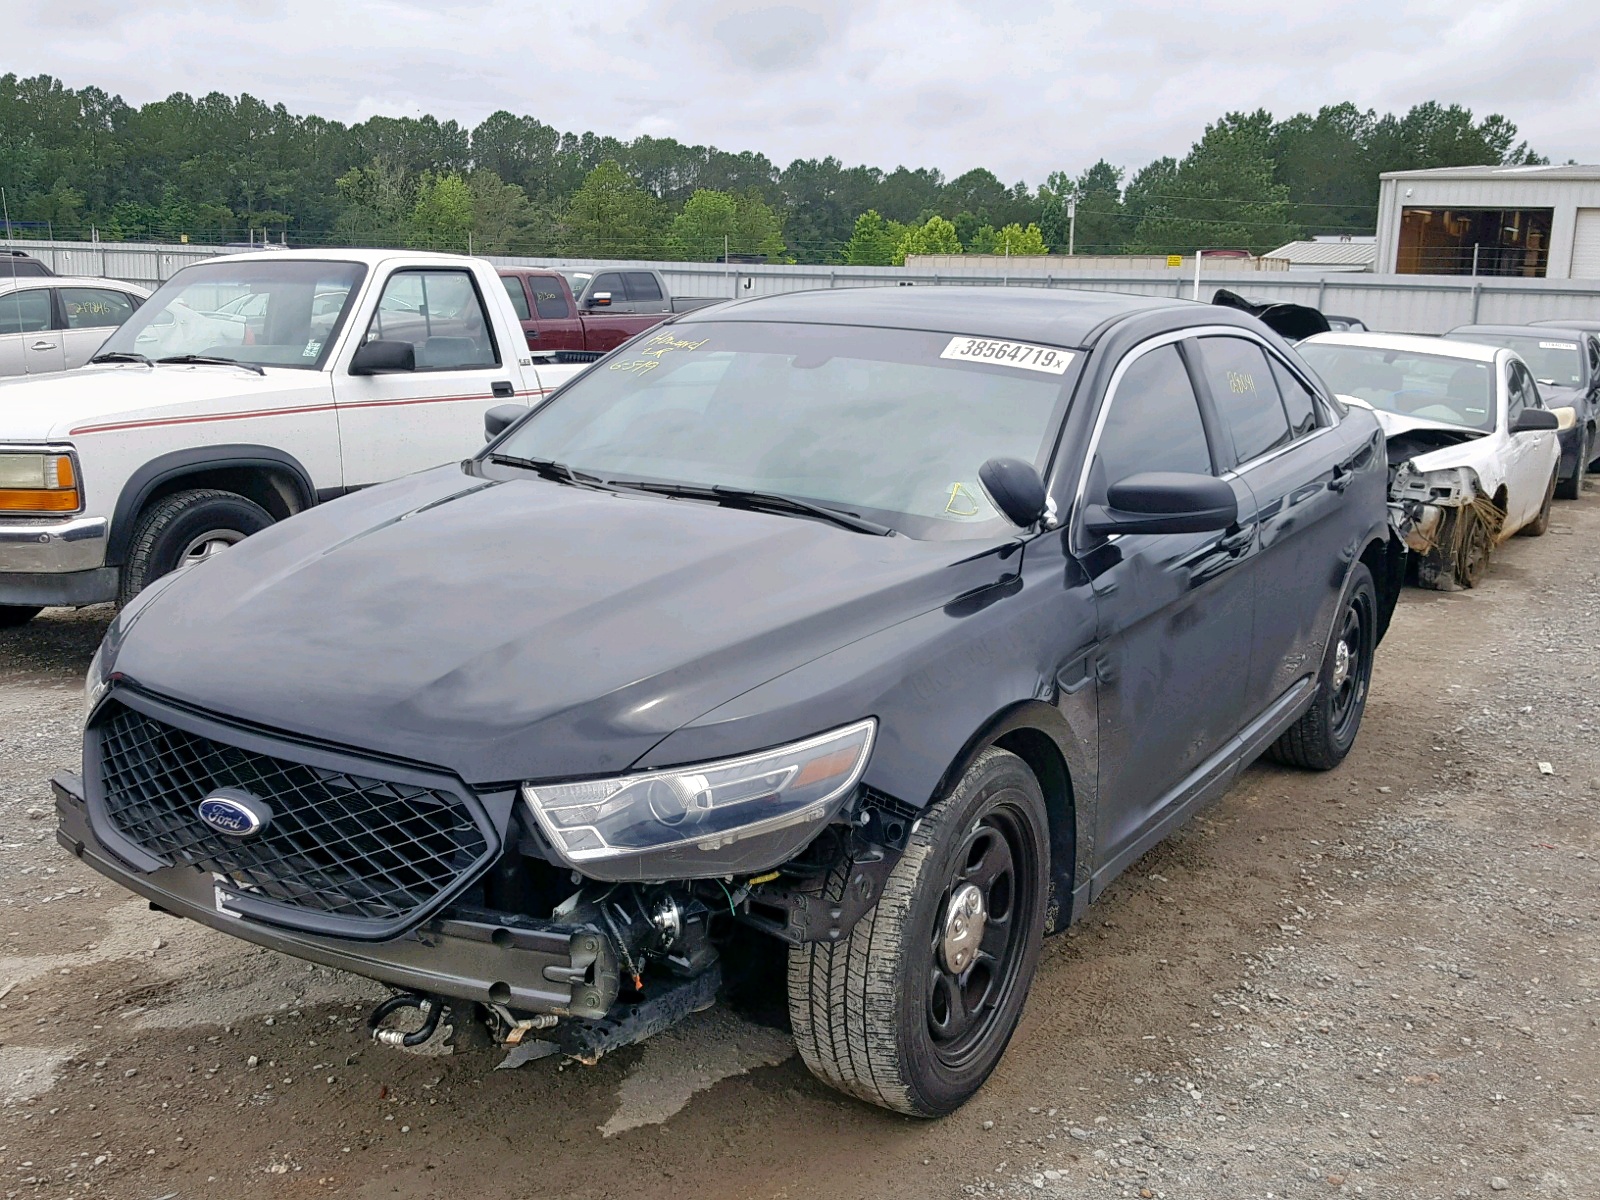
[9,238,1600,335]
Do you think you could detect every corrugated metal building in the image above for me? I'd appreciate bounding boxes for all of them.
[1375,165,1600,280]
[1264,237,1377,273]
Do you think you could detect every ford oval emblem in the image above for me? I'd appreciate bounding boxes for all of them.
[197,789,273,838]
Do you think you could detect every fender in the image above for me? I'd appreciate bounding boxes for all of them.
[923,698,1093,936]
[107,445,318,566]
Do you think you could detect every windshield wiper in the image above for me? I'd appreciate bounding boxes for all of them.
[488,453,612,490]
[156,354,266,376]
[89,351,154,367]
[607,480,895,536]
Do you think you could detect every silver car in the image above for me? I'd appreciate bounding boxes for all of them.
[0,276,152,377]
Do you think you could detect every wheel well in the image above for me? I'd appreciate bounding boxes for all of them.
[1493,485,1509,511]
[139,465,306,523]
[1358,534,1405,644]
[991,725,1077,934]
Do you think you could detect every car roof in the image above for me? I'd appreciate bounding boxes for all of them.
[1301,330,1502,363]
[674,285,1203,348]
[0,275,152,295]
[201,247,475,268]
[1447,324,1586,338]
[1531,318,1600,331]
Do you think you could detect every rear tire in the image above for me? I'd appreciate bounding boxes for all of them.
[1267,563,1377,771]
[119,488,274,606]
[787,747,1049,1116]
[0,605,42,628]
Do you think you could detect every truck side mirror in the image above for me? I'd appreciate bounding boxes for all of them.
[350,339,415,375]
[484,403,527,441]
[588,292,612,308]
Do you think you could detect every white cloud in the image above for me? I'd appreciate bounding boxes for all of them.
[4,0,1596,185]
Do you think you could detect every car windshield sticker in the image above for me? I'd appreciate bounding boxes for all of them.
[1540,341,1578,350]
[302,339,322,358]
[940,337,1074,375]
[609,332,710,376]
[944,483,982,517]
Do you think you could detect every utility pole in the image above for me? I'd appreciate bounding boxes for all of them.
[1067,190,1078,257]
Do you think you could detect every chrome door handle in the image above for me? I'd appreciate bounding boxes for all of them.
[31,340,58,351]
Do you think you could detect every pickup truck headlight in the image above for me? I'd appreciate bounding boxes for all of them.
[522,719,876,880]
[1550,406,1578,431]
[0,452,81,513]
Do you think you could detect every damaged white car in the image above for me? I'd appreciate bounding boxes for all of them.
[1297,333,1560,589]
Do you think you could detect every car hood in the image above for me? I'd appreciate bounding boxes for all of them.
[1539,385,1586,411]
[0,363,326,442]
[107,466,1017,785]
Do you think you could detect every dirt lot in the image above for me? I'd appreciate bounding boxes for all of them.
[3,495,1599,1200]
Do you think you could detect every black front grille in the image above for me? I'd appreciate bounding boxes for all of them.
[95,702,490,932]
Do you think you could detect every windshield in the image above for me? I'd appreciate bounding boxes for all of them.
[1298,342,1496,432]
[1448,333,1584,389]
[98,260,367,370]
[492,321,1079,539]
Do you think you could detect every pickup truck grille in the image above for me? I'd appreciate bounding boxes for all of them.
[95,701,491,934]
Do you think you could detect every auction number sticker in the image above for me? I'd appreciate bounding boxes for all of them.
[941,337,1074,375]
[1539,341,1578,350]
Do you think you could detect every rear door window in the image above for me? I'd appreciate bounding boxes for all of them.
[60,287,137,329]
[1268,355,1320,438]
[1194,336,1292,466]
[624,272,664,303]
[590,272,626,303]
[529,277,573,320]
[501,276,531,321]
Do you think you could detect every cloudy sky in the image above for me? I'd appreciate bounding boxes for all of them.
[9,0,1599,184]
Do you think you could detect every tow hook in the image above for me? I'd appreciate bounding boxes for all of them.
[367,993,444,1047]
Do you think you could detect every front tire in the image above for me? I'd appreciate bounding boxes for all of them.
[1267,563,1377,771]
[1524,469,1558,532]
[0,605,42,628]
[1557,433,1586,501]
[119,488,274,605]
[787,747,1049,1116]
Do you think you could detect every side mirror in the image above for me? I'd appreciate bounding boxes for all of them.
[484,403,527,441]
[588,291,613,308]
[1510,407,1558,434]
[978,457,1048,528]
[350,339,415,375]
[1082,472,1238,537]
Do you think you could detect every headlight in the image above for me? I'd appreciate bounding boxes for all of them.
[1551,406,1578,431]
[0,452,81,513]
[85,641,111,720]
[522,718,876,880]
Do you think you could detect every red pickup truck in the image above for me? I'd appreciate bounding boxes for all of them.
[498,267,721,355]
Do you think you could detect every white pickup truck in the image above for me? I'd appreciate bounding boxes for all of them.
[0,249,588,626]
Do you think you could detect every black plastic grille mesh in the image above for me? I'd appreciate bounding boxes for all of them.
[97,703,487,924]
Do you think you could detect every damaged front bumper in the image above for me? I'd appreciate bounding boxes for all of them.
[1387,461,1476,554]
[54,773,619,1019]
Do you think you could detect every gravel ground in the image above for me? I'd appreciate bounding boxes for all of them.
[2,489,1599,1199]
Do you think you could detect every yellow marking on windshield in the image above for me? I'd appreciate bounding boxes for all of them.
[945,483,981,517]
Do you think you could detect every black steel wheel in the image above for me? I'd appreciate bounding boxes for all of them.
[1267,563,1377,771]
[788,747,1049,1116]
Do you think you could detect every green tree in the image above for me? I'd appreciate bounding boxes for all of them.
[562,160,666,258]
[408,170,473,250]
[468,169,543,254]
[841,209,899,265]
[334,157,414,245]
[1129,112,1300,254]
[733,189,787,259]
[668,188,738,260]
[989,223,1048,255]
[893,215,961,264]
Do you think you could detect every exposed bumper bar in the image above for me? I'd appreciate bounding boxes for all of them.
[54,773,614,1017]
[0,515,109,572]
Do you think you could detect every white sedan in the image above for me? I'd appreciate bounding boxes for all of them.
[1297,332,1561,589]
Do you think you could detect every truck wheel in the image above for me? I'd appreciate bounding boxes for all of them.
[0,606,42,628]
[787,747,1048,1116]
[119,488,274,605]
[1266,563,1376,771]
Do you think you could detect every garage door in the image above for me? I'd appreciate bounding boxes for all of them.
[1572,209,1600,279]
